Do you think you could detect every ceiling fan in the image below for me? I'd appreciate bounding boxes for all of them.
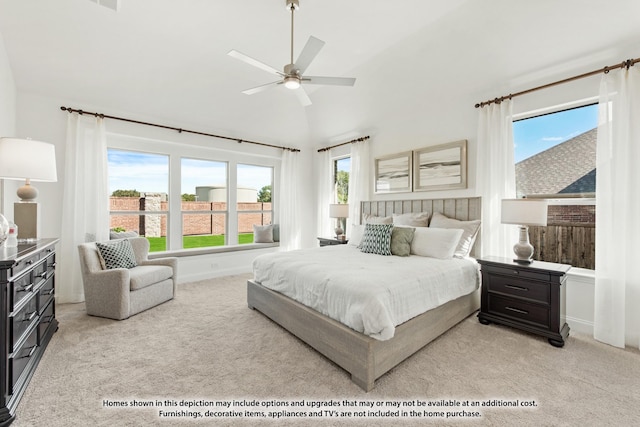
[227,0,356,106]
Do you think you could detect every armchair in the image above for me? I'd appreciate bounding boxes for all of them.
[77,237,178,320]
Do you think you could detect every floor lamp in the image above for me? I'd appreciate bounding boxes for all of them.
[0,137,58,241]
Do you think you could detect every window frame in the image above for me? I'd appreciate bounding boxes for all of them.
[107,133,281,253]
[513,100,598,203]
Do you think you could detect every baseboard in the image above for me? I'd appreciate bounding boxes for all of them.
[565,315,594,335]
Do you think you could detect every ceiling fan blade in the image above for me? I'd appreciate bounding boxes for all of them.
[304,76,356,86]
[293,36,325,74]
[228,50,284,76]
[242,81,281,95]
[294,87,312,106]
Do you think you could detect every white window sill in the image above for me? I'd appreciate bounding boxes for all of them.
[149,242,279,259]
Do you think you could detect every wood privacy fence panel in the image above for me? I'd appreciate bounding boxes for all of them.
[529,225,595,270]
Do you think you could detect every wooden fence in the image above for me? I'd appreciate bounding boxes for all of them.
[529,224,595,269]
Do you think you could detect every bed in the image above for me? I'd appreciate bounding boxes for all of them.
[247,197,481,391]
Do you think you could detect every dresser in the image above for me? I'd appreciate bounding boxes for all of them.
[0,238,58,426]
[477,256,571,347]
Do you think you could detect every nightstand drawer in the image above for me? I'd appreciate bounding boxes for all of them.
[488,294,550,328]
[486,274,549,304]
[486,265,551,282]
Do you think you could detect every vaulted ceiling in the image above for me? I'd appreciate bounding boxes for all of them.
[1,0,639,148]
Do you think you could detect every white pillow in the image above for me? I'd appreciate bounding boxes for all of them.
[392,212,430,227]
[410,227,464,259]
[253,224,274,243]
[429,212,481,258]
[362,213,392,224]
[348,224,365,246]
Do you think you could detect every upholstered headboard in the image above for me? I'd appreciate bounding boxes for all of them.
[361,197,482,258]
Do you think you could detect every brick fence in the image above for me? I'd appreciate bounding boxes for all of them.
[110,197,271,237]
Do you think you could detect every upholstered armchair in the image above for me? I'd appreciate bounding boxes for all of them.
[77,237,178,320]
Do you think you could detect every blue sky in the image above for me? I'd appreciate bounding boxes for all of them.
[513,103,598,163]
[108,150,272,195]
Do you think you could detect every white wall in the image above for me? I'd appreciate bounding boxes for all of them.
[0,31,16,215]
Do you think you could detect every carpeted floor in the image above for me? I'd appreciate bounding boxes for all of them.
[12,274,640,426]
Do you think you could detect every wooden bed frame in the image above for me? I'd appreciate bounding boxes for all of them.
[247,197,481,391]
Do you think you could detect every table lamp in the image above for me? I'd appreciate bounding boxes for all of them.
[329,203,349,240]
[0,137,58,241]
[501,199,548,264]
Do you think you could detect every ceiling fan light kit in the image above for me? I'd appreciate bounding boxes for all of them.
[228,0,355,106]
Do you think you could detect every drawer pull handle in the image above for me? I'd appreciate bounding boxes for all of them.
[505,284,528,291]
[18,345,38,359]
[17,284,34,293]
[26,260,33,265]
[23,311,37,322]
[42,315,53,323]
[43,289,55,296]
[39,272,48,278]
[50,262,57,268]
[505,306,529,315]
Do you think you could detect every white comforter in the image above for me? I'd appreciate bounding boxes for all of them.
[252,245,479,341]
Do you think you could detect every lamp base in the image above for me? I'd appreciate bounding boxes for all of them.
[14,202,40,241]
[512,225,534,264]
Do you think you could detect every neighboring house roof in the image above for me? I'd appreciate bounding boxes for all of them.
[516,128,596,197]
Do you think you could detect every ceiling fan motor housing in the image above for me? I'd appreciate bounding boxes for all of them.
[286,0,299,10]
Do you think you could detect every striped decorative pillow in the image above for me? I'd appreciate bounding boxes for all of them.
[358,223,394,256]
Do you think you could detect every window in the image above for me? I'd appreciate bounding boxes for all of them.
[237,164,273,244]
[181,158,228,249]
[334,157,350,203]
[513,103,597,198]
[512,103,597,269]
[108,149,169,252]
[107,137,280,253]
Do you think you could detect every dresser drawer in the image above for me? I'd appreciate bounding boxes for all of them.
[487,294,550,329]
[11,252,42,278]
[11,296,39,352]
[32,259,48,286]
[39,299,56,344]
[485,264,551,282]
[9,327,38,395]
[486,274,550,304]
[38,276,55,312]
[10,271,36,310]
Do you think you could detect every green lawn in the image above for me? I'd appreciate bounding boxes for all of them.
[147,233,254,252]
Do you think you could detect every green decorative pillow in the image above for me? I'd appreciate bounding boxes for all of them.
[391,227,415,256]
[359,223,394,256]
[96,239,138,270]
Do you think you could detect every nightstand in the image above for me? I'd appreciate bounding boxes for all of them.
[317,237,348,247]
[477,256,571,347]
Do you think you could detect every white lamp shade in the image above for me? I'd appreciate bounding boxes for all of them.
[0,137,58,182]
[501,199,548,226]
[329,203,349,218]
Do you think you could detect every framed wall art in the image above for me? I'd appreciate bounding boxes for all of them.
[413,140,467,191]
[374,151,412,193]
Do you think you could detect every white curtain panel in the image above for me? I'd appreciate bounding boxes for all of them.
[57,113,110,303]
[347,139,371,234]
[279,150,302,251]
[594,66,640,349]
[317,150,333,238]
[477,100,517,258]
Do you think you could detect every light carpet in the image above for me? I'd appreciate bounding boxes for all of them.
[13,274,640,426]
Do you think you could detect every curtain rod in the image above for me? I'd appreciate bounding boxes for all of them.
[317,135,370,152]
[59,106,301,152]
[475,57,639,108]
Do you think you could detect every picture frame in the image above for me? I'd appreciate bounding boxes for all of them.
[374,151,413,193]
[413,140,467,191]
